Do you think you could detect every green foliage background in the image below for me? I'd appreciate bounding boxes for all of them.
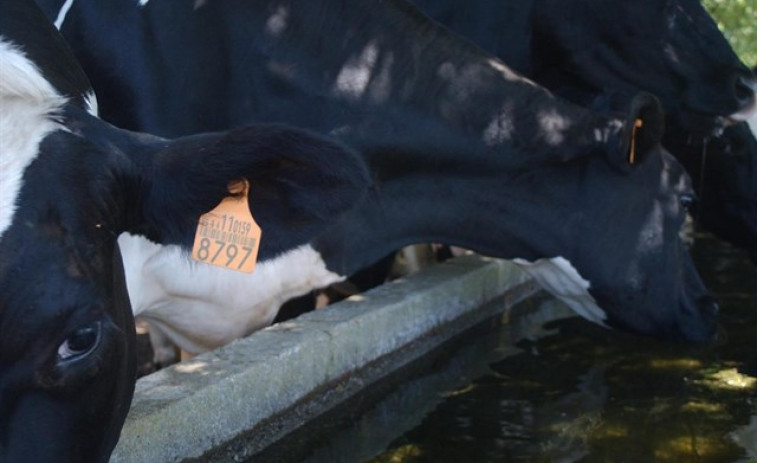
[703,0,756,67]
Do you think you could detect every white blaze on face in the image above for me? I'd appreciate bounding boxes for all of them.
[513,256,608,327]
[0,38,66,240]
[118,233,345,354]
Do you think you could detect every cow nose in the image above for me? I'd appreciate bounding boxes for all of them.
[679,293,719,343]
[698,295,719,340]
[734,74,756,109]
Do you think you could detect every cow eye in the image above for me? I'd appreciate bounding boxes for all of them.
[57,322,101,361]
[680,193,697,212]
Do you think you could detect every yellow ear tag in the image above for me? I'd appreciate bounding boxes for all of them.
[191,179,261,273]
[628,118,644,165]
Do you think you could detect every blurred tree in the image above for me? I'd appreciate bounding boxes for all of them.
[703,0,756,67]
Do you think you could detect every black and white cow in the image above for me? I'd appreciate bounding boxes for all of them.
[34,0,720,354]
[42,0,757,267]
[409,0,757,257]
[0,1,368,461]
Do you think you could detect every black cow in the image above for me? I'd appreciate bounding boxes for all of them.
[668,122,757,261]
[34,0,719,354]
[410,0,757,256]
[412,0,755,132]
[0,1,368,461]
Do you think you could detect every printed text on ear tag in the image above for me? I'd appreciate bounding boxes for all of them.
[191,179,261,273]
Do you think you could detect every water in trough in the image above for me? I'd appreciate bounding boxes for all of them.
[249,232,756,463]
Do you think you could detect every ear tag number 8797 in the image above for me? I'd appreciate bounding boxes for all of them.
[191,179,261,273]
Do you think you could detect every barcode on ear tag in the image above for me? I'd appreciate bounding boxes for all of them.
[191,179,261,273]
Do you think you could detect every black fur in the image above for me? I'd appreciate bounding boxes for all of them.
[34,0,720,343]
[0,0,92,107]
[408,0,757,258]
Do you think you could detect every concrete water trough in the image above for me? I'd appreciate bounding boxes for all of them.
[110,255,541,463]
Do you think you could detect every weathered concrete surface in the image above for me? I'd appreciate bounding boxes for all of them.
[252,297,575,463]
[110,256,537,463]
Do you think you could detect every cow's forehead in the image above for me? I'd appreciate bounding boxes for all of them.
[0,37,67,241]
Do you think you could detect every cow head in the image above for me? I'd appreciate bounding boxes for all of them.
[532,0,756,134]
[673,122,757,263]
[502,93,717,342]
[0,2,367,461]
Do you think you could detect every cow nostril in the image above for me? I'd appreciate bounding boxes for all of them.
[734,75,756,107]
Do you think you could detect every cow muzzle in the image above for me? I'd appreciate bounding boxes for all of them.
[726,75,757,124]
[678,292,719,343]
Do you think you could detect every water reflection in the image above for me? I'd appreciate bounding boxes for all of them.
[256,233,756,463]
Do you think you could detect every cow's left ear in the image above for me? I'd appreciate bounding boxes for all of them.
[131,124,369,260]
[612,92,665,171]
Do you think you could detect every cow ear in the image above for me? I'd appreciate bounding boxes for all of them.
[133,124,369,260]
[615,92,665,170]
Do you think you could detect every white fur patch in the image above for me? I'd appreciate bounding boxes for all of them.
[513,256,608,327]
[53,0,76,29]
[118,233,344,354]
[0,38,66,240]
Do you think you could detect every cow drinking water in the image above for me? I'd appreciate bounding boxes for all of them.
[408,0,757,259]
[37,0,721,352]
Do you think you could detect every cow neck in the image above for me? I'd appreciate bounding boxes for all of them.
[309,141,590,277]
[265,0,624,276]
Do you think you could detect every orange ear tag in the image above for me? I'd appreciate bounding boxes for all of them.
[628,119,643,165]
[191,179,261,273]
